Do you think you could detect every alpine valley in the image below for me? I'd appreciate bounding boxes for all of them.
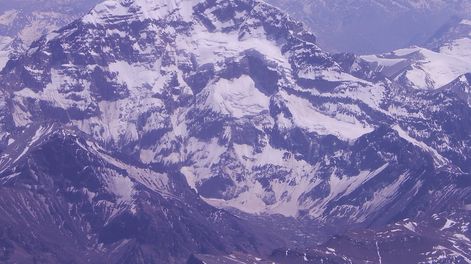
[0,0,470,263]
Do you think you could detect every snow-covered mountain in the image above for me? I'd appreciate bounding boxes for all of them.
[266,0,471,54]
[0,0,411,220]
[360,18,471,90]
[0,0,100,70]
[0,0,470,262]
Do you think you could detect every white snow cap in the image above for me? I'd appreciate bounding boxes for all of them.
[82,0,198,24]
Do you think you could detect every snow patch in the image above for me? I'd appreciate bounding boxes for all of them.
[403,221,417,232]
[281,91,374,140]
[453,234,471,243]
[441,219,457,231]
[0,10,18,26]
[105,171,135,202]
[460,19,471,26]
[177,22,290,71]
[83,0,198,25]
[308,164,389,218]
[363,46,471,89]
[393,125,448,167]
[204,76,270,118]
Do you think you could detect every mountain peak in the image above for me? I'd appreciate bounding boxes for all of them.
[82,0,198,25]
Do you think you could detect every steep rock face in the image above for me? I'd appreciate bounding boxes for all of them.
[0,0,470,228]
[441,73,471,107]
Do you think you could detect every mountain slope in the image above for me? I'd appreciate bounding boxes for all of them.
[441,73,471,107]
[0,0,470,224]
[0,123,280,263]
[0,0,470,262]
[2,0,380,220]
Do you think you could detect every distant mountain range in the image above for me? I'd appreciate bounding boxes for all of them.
[267,0,471,54]
[0,0,470,263]
[360,18,471,89]
[0,0,99,69]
